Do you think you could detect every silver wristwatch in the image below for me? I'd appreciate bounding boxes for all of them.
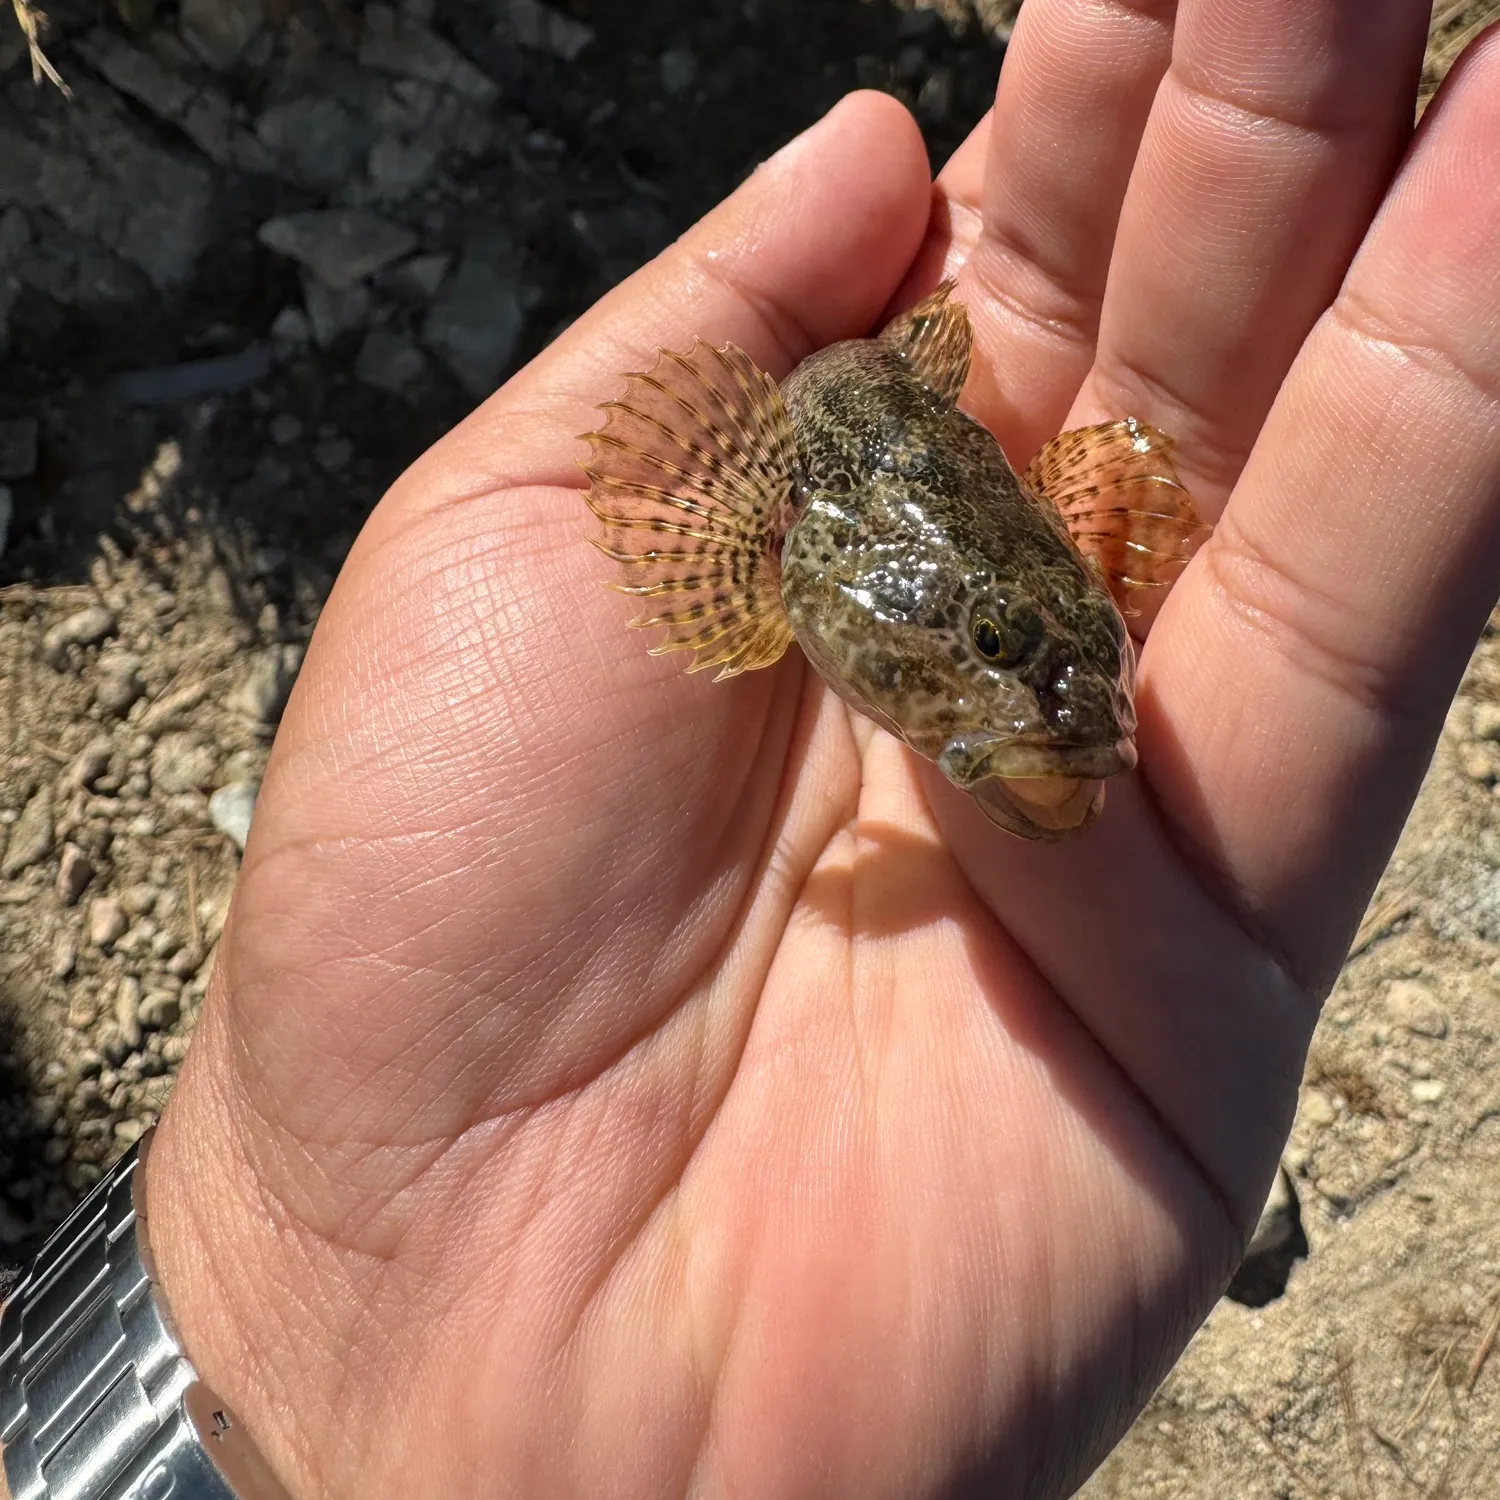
[1,1130,290,1500]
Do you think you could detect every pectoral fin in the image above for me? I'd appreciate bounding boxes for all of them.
[880,280,973,403]
[1024,418,1209,609]
[581,340,798,679]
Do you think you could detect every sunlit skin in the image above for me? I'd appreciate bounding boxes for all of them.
[139,4,1500,1498]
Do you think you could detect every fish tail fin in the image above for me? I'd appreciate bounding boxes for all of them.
[581,340,798,680]
[1024,418,1210,610]
[880,280,973,403]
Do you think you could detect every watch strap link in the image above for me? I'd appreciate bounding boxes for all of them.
[0,1138,283,1500]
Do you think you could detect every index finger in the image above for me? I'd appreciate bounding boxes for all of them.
[1146,27,1500,994]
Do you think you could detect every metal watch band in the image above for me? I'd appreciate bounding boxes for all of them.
[0,1131,289,1500]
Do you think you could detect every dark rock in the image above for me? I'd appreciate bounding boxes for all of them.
[260,210,419,290]
[422,240,525,397]
[500,0,595,60]
[360,5,498,103]
[1226,1168,1308,1308]
[0,416,37,478]
[355,328,426,398]
[302,275,373,349]
[255,96,373,191]
[179,0,266,71]
[660,47,699,95]
[0,78,217,290]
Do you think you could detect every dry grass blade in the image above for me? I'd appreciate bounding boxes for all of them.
[9,0,70,95]
[1226,1397,1343,1500]
[1349,893,1417,958]
[1336,1350,1373,1500]
[1420,0,1500,114]
[1462,1289,1500,1393]
[1398,1333,1463,1439]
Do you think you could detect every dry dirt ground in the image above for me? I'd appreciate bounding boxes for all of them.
[3,1,1500,1496]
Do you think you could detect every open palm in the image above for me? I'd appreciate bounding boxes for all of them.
[147,5,1500,1498]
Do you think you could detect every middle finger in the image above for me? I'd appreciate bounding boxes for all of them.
[1070,0,1431,511]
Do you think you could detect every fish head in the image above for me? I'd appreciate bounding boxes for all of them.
[782,491,1138,840]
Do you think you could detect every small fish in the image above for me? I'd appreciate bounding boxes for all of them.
[580,284,1207,840]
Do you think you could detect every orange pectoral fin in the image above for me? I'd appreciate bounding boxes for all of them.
[580,340,798,680]
[1024,418,1210,610]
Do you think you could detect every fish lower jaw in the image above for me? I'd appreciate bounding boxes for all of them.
[971,775,1107,841]
[934,734,1136,841]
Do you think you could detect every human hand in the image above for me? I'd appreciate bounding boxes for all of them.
[145,4,1500,1497]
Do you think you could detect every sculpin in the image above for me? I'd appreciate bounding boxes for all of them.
[581,284,1206,840]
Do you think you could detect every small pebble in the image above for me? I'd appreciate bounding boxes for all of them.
[94,654,145,716]
[115,975,143,1049]
[1384,977,1448,1039]
[139,991,181,1031]
[167,946,203,978]
[42,605,117,669]
[97,1024,132,1067]
[1301,1089,1337,1128]
[56,843,95,905]
[50,932,76,979]
[1410,1078,1447,1104]
[209,782,258,850]
[1473,701,1500,741]
[1459,742,1498,783]
[151,732,218,795]
[65,737,114,791]
[314,437,353,473]
[1,786,53,877]
[226,648,298,725]
[269,413,304,445]
[88,896,128,949]
[659,46,698,95]
[120,883,158,918]
[66,993,99,1029]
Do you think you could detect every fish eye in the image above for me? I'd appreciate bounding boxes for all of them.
[970,600,1041,667]
[973,616,1006,660]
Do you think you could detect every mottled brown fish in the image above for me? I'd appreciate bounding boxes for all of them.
[580,284,1207,840]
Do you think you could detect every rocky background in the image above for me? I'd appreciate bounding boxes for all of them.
[2,1,1499,1495]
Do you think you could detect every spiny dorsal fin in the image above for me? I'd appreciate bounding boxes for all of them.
[880,280,973,403]
[581,340,797,680]
[1024,417,1210,610]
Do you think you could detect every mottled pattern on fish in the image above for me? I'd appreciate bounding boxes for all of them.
[581,284,1207,839]
[779,338,1134,780]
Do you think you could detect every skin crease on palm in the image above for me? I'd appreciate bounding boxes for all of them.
[111,1,1500,1497]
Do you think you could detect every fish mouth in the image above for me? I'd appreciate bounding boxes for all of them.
[937,733,1137,788]
[937,734,1137,842]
